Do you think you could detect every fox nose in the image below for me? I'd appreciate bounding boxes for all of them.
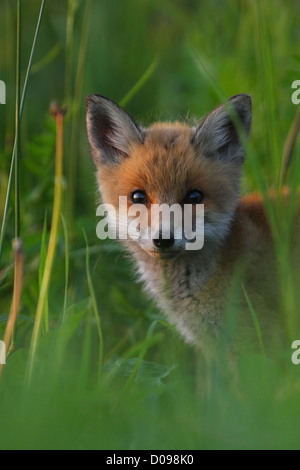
[153,231,175,249]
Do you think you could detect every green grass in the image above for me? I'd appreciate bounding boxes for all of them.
[0,0,300,450]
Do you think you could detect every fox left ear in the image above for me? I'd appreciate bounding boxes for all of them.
[192,94,252,163]
[86,94,144,165]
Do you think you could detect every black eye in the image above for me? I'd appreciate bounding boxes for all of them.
[131,190,147,204]
[184,189,204,204]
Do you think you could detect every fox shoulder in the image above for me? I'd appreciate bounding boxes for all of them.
[238,193,270,233]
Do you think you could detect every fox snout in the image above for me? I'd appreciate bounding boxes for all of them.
[138,213,184,258]
[152,231,175,249]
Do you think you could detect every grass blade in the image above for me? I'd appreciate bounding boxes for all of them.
[26,104,65,386]
[39,212,49,333]
[0,239,24,381]
[14,0,21,239]
[0,0,47,262]
[82,229,104,380]
[252,0,280,185]
[64,0,78,103]
[281,106,300,183]
[61,213,69,324]
[119,56,159,108]
[66,0,93,230]
[242,285,265,357]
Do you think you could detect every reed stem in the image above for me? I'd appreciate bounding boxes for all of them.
[26,104,65,386]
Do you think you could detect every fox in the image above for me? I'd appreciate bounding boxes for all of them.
[86,93,298,356]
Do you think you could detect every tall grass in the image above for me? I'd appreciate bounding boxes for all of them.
[26,104,65,386]
[0,0,300,450]
[0,0,46,260]
[14,0,21,240]
[66,0,93,231]
[83,228,103,381]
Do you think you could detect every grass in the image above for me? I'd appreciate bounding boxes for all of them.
[26,103,65,386]
[0,0,300,450]
[0,0,46,259]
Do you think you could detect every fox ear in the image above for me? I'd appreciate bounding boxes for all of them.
[192,94,252,163]
[86,94,144,165]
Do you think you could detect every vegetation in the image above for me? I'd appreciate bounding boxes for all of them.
[0,0,300,450]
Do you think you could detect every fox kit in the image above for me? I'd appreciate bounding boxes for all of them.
[86,94,291,354]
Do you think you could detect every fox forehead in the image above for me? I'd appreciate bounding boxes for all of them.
[133,124,201,199]
[98,122,240,208]
[145,121,192,145]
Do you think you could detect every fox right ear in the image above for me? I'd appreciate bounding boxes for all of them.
[86,95,144,165]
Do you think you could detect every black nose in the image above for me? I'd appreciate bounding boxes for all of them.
[153,232,175,249]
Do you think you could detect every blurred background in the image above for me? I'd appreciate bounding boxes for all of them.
[0,0,300,450]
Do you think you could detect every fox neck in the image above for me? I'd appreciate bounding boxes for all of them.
[124,238,225,345]
[130,240,219,293]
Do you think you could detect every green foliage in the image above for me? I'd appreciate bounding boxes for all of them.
[0,0,300,450]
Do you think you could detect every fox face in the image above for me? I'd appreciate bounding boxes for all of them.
[86,94,251,259]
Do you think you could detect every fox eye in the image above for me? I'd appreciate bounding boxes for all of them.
[131,190,147,204]
[185,189,204,204]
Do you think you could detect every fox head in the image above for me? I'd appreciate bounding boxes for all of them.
[86,94,251,258]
